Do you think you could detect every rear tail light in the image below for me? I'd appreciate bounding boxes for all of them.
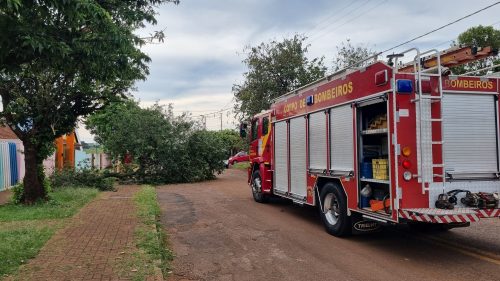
[402,160,412,169]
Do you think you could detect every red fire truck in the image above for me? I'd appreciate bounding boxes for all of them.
[242,45,500,236]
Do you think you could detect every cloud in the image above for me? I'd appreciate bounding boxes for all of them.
[79,0,500,142]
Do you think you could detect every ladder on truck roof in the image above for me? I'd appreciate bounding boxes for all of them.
[398,45,498,73]
[391,45,498,195]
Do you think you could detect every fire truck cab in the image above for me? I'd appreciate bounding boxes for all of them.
[245,46,500,236]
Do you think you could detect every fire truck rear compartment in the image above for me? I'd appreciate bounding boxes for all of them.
[426,92,500,209]
[357,101,392,216]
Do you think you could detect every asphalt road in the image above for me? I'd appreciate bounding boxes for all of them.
[157,169,500,281]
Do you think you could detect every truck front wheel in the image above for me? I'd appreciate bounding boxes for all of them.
[251,170,268,203]
[319,182,351,237]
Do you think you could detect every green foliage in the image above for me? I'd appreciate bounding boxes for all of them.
[457,25,500,49]
[452,25,500,75]
[332,39,376,71]
[0,0,179,202]
[11,177,52,204]
[216,129,247,157]
[186,130,226,180]
[86,100,228,184]
[233,34,327,120]
[11,183,24,205]
[50,168,115,191]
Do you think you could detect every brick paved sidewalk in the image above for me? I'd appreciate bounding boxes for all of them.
[9,186,145,281]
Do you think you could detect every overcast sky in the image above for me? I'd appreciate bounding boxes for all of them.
[79,0,500,142]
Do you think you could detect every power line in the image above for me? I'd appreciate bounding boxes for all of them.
[306,1,360,38]
[308,0,372,42]
[381,1,500,54]
[171,97,235,117]
[189,105,234,118]
[172,109,221,112]
[309,0,388,43]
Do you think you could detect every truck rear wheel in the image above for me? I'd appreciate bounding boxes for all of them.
[251,170,267,203]
[319,182,351,237]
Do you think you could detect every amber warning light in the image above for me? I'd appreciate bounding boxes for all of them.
[402,146,411,157]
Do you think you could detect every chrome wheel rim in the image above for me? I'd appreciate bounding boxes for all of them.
[252,177,262,194]
[323,193,340,226]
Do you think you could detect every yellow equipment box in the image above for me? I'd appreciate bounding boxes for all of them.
[372,159,388,180]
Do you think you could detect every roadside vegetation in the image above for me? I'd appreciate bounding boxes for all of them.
[118,185,173,281]
[0,187,99,278]
[86,101,240,185]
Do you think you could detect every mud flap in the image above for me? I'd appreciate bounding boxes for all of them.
[350,214,383,235]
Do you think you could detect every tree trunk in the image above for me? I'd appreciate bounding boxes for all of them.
[22,143,47,204]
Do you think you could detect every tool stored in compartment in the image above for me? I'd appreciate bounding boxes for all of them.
[435,193,454,210]
[460,192,478,207]
[369,197,391,214]
[477,192,499,209]
[462,192,499,209]
[435,189,500,209]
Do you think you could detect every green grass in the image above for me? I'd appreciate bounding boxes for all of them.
[0,188,99,222]
[0,188,99,278]
[232,161,250,170]
[118,186,172,281]
[0,226,56,277]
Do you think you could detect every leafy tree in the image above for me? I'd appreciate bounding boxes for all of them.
[86,101,226,184]
[233,34,327,120]
[186,130,226,180]
[216,129,246,157]
[332,39,376,71]
[452,25,500,75]
[0,0,178,203]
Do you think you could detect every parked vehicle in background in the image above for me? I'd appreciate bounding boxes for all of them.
[228,151,249,166]
[242,45,500,237]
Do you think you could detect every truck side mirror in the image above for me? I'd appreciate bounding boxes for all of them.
[239,123,247,138]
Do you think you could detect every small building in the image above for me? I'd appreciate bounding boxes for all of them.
[54,131,80,171]
[0,126,24,191]
[0,127,81,192]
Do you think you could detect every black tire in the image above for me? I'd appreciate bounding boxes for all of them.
[251,170,267,203]
[318,182,351,237]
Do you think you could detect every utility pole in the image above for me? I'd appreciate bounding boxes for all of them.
[220,112,223,131]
